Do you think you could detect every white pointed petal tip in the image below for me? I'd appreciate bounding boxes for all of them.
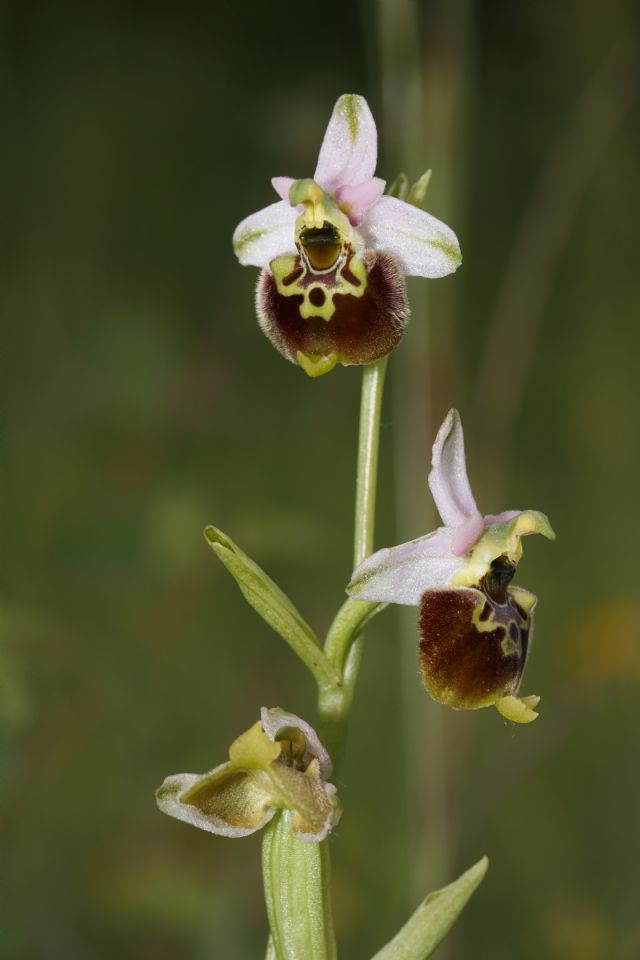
[232,200,298,267]
[363,195,461,278]
[314,94,378,194]
[271,176,296,202]
[428,408,480,529]
[347,528,463,607]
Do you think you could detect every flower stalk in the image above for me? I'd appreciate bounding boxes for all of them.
[262,812,337,960]
[268,355,389,958]
[317,356,388,768]
[354,357,389,567]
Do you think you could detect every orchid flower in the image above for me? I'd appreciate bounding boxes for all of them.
[156,707,340,843]
[348,409,555,723]
[232,94,461,377]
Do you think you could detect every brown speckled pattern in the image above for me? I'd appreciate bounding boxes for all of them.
[418,587,531,710]
[256,250,409,366]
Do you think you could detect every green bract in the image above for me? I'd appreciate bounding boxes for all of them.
[371,857,489,960]
[204,525,340,688]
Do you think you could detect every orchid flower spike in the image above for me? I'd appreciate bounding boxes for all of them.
[348,410,556,723]
[156,708,340,843]
[232,94,461,377]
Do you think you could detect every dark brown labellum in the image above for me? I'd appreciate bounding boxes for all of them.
[256,248,409,372]
[418,581,533,711]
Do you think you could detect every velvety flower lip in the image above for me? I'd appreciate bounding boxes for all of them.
[156,707,340,843]
[347,409,555,606]
[232,94,462,278]
[347,409,555,723]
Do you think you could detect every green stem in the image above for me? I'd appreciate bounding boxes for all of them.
[262,360,388,958]
[354,357,388,567]
[262,812,337,960]
[324,596,385,674]
[317,357,388,767]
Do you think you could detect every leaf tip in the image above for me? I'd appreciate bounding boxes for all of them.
[204,524,233,553]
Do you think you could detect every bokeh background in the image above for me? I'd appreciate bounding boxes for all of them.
[1,1,639,957]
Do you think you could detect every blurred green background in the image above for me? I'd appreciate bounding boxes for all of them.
[1,1,639,957]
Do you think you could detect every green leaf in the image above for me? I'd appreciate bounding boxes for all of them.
[204,526,340,688]
[407,169,432,208]
[370,857,488,960]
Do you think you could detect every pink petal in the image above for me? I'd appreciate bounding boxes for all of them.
[483,510,520,527]
[347,527,463,607]
[271,176,296,202]
[314,94,378,194]
[232,200,298,267]
[450,514,485,556]
[428,409,481,528]
[335,177,386,225]
[361,195,461,277]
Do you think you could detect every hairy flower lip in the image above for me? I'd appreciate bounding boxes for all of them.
[256,247,408,372]
[418,584,535,713]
